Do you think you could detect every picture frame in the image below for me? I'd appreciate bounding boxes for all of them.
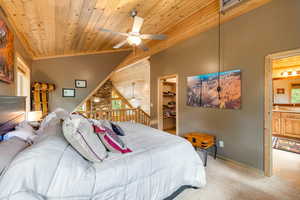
[62,88,75,97]
[187,69,241,109]
[276,88,285,94]
[75,80,87,88]
[0,18,14,84]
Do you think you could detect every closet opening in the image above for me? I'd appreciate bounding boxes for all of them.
[158,74,178,135]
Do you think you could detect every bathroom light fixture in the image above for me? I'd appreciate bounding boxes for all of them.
[281,70,299,77]
[282,71,288,77]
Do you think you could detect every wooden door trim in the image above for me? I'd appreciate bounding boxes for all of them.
[264,48,300,177]
[157,74,179,136]
[15,53,31,114]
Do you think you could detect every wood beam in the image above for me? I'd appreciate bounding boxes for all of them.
[115,0,272,71]
[32,48,131,60]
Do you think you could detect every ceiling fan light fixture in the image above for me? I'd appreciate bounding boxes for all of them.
[127,35,141,45]
[99,11,167,51]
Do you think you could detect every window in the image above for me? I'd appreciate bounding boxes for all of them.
[111,88,132,110]
[112,99,122,109]
[291,84,300,103]
[77,103,86,112]
[15,55,31,113]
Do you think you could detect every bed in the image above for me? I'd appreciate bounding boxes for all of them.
[0,97,206,200]
[0,96,26,141]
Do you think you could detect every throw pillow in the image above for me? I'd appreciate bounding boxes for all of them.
[63,114,108,162]
[110,122,125,136]
[93,124,131,154]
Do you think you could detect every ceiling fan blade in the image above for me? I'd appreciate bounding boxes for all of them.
[113,40,128,49]
[131,16,144,33]
[138,42,149,51]
[99,28,128,37]
[140,34,167,40]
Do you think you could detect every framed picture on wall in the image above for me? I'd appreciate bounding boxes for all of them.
[0,18,14,84]
[75,80,87,88]
[62,88,75,97]
[187,69,241,109]
[277,88,285,94]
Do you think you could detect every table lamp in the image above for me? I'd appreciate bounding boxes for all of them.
[27,111,43,122]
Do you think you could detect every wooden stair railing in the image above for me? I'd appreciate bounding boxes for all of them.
[79,108,151,126]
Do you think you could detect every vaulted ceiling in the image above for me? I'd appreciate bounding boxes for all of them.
[0,0,271,61]
[1,0,215,59]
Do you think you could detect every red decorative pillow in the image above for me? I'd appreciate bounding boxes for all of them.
[93,124,132,154]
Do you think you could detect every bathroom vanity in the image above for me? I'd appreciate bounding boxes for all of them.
[272,109,300,139]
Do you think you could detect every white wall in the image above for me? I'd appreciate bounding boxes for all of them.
[111,59,151,114]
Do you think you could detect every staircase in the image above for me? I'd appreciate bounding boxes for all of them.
[76,80,150,126]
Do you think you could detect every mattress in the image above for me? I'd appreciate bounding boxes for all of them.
[0,122,206,199]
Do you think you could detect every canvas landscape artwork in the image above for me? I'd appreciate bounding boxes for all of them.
[0,18,14,83]
[187,69,241,109]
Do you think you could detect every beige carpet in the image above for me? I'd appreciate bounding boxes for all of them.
[175,152,300,200]
[273,149,300,186]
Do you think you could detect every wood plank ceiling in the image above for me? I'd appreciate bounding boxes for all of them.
[273,55,300,69]
[0,0,215,59]
[115,0,272,70]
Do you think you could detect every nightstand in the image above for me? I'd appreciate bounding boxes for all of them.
[184,132,217,167]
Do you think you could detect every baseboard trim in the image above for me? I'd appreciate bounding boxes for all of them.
[216,154,264,176]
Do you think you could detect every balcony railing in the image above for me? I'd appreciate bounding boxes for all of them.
[80,108,151,126]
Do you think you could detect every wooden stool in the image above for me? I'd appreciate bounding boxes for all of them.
[184,132,217,167]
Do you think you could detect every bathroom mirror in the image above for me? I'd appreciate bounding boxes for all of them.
[273,78,300,106]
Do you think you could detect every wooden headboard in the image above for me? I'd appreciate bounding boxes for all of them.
[0,96,26,141]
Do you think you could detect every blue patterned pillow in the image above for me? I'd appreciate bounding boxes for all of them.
[110,123,125,136]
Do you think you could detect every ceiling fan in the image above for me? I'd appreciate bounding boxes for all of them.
[99,10,167,51]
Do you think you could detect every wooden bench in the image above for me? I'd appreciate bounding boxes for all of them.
[183,132,217,167]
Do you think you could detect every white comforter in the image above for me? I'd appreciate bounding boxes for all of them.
[0,122,206,200]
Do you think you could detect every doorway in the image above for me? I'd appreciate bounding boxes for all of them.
[158,74,178,135]
[265,49,300,182]
[15,55,31,113]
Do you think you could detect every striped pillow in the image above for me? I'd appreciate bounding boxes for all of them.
[93,124,132,154]
[63,114,108,162]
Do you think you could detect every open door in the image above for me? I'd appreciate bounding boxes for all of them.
[265,48,300,178]
[158,74,179,135]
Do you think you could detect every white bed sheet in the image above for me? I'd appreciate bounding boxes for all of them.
[0,122,206,200]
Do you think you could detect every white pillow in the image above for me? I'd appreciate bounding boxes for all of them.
[4,129,36,143]
[37,109,69,135]
[15,121,34,133]
[36,112,59,135]
[34,117,63,144]
[63,114,108,162]
[53,108,69,120]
